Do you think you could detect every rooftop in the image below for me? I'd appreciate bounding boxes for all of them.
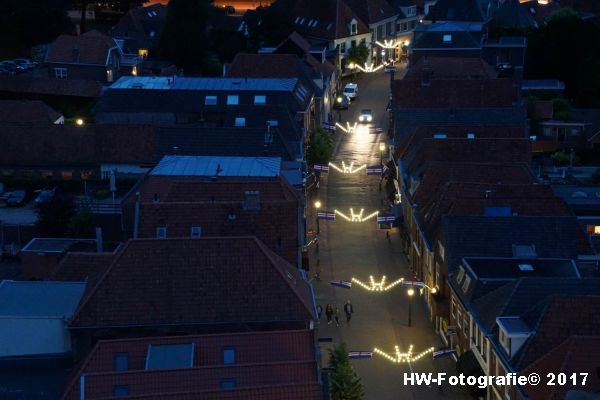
[0,100,62,125]
[110,76,301,91]
[150,155,281,177]
[463,257,579,280]
[21,238,96,254]
[45,30,117,66]
[0,280,85,317]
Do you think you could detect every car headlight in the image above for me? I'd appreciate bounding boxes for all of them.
[337,97,342,103]
[367,116,372,122]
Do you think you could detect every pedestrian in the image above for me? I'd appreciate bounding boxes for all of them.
[316,304,323,320]
[334,307,340,327]
[325,304,333,324]
[344,300,354,323]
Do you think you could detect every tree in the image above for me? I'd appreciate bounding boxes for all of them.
[347,42,369,66]
[552,98,573,121]
[67,206,96,238]
[70,0,146,33]
[36,193,76,237]
[328,343,364,400]
[158,0,213,74]
[245,0,295,50]
[307,128,334,166]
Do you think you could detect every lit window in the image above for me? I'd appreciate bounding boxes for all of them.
[254,95,266,105]
[61,170,73,180]
[227,95,239,105]
[138,49,149,58]
[54,68,67,79]
[156,226,167,238]
[234,117,245,127]
[205,95,217,106]
[222,347,236,364]
[594,226,600,235]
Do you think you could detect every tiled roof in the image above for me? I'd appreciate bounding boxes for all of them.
[69,238,315,328]
[50,252,117,295]
[443,216,587,272]
[62,330,321,400]
[0,76,102,97]
[0,125,158,167]
[110,4,166,50]
[345,0,398,24]
[392,78,517,108]
[396,125,527,160]
[393,107,527,144]
[405,57,498,80]
[492,0,536,29]
[426,0,485,22]
[292,0,370,40]
[126,175,300,264]
[522,335,600,400]
[516,295,600,370]
[227,53,326,81]
[158,126,298,161]
[0,100,62,125]
[45,30,117,66]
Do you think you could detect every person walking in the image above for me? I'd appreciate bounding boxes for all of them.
[344,300,354,323]
[325,304,333,324]
[334,307,340,327]
[316,304,323,320]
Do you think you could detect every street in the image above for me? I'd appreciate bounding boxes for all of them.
[311,67,472,400]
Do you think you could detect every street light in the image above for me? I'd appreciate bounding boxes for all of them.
[407,288,415,327]
[314,200,322,234]
[76,118,84,126]
[379,143,386,166]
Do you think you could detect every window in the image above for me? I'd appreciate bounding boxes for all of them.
[456,266,465,284]
[467,133,475,139]
[191,226,201,238]
[227,95,239,105]
[435,262,440,287]
[443,34,452,43]
[156,226,167,238]
[377,25,383,40]
[254,95,266,105]
[54,68,67,79]
[266,120,278,127]
[463,314,469,338]
[138,49,149,58]
[451,297,457,318]
[113,386,129,397]
[340,42,346,54]
[114,353,129,371]
[402,23,408,31]
[351,40,356,48]
[107,69,114,82]
[350,21,357,35]
[387,21,394,35]
[205,95,217,105]
[360,38,366,46]
[438,241,445,261]
[234,117,245,127]
[220,379,236,389]
[595,226,600,235]
[500,330,510,354]
[61,170,73,180]
[41,170,53,179]
[462,275,471,293]
[222,347,236,364]
[456,309,462,328]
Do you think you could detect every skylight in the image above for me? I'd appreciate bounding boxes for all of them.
[443,34,452,43]
[518,263,534,272]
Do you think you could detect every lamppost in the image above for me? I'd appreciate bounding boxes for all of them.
[379,143,386,166]
[407,287,414,327]
[314,200,321,234]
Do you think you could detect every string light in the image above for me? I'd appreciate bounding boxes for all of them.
[335,209,379,222]
[329,161,367,174]
[375,40,398,49]
[353,62,384,73]
[351,276,405,292]
[373,345,436,364]
[335,121,358,134]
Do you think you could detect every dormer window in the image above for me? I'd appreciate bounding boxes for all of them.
[461,275,471,293]
[350,19,358,35]
[496,317,533,358]
[456,266,465,284]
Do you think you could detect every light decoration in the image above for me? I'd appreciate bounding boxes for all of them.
[328,161,366,174]
[334,208,379,222]
[353,62,384,73]
[335,121,358,134]
[375,40,399,49]
[373,345,436,364]
[351,276,405,292]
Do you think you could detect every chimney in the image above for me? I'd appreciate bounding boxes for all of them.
[243,191,260,211]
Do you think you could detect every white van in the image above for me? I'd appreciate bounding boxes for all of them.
[343,83,358,100]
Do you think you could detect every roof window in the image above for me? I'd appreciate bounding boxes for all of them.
[518,263,534,271]
[227,95,239,105]
[443,34,452,43]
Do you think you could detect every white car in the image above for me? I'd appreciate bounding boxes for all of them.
[358,109,372,123]
[343,83,358,100]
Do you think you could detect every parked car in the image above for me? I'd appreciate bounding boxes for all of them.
[333,93,350,110]
[6,190,27,207]
[343,83,358,100]
[35,187,56,205]
[358,109,373,123]
[13,58,35,70]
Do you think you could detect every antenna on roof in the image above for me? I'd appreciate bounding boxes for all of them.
[212,163,223,181]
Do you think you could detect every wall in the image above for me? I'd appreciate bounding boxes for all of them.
[0,317,71,357]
